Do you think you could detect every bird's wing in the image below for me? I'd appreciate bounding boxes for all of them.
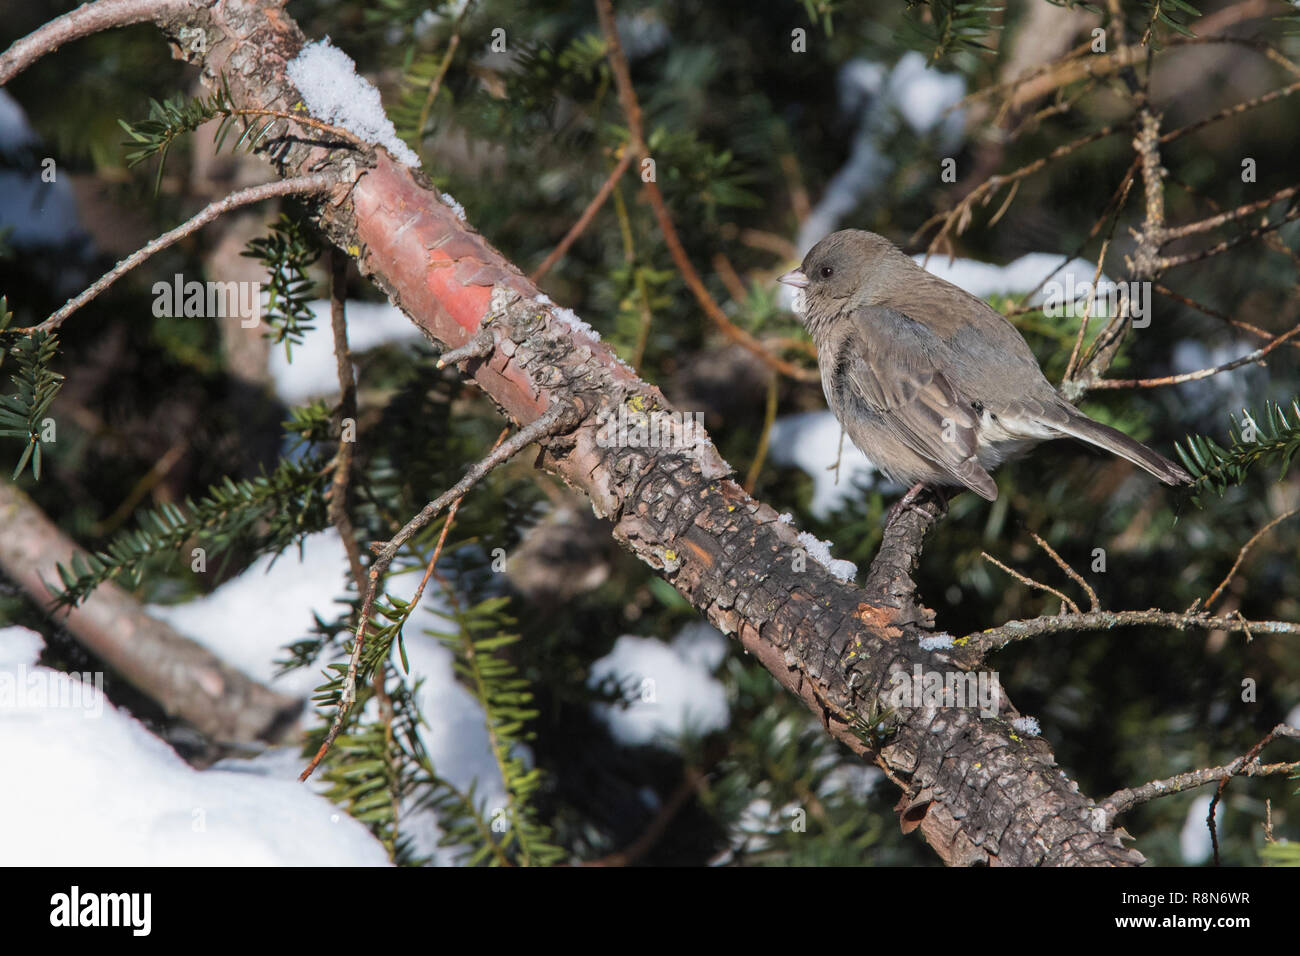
[838,305,998,500]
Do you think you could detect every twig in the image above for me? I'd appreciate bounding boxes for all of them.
[1090,319,1300,389]
[1029,532,1099,613]
[226,107,367,150]
[981,551,1080,615]
[1160,183,1300,241]
[408,428,508,621]
[913,124,1123,252]
[1204,508,1300,610]
[414,0,476,152]
[1153,282,1300,350]
[582,767,706,866]
[967,608,1300,655]
[299,402,573,782]
[1099,724,1299,828]
[594,0,818,384]
[0,0,190,86]
[1070,110,1167,390]
[27,175,333,333]
[1156,205,1300,270]
[1159,79,1300,147]
[327,250,366,593]
[435,325,495,368]
[531,147,635,283]
[1208,724,1300,865]
[743,375,777,494]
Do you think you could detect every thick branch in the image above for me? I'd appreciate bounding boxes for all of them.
[0,0,192,86]
[0,479,301,745]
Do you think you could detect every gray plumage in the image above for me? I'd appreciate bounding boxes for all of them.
[778,230,1191,502]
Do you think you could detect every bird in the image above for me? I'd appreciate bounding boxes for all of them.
[777,229,1191,508]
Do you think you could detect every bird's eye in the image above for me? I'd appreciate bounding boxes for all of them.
[819,266,834,278]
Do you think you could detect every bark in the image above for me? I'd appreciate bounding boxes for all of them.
[22,0,1147,864]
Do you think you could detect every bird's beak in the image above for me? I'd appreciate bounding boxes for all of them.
[777,269,809,289]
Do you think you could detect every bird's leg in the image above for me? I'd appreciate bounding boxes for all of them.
[884,482,948,525]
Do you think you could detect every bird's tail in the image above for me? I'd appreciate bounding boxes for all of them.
[1055,409,1192,486]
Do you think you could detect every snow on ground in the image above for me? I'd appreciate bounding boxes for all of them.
[1,529,511,864]
[0,625,388,865]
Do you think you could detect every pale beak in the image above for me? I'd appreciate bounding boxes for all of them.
[777,268,809,289]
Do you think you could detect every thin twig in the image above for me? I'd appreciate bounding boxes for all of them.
[0,0,190,86]
[980,551,1081,615]
[1159,79,1300,146]
[1029,532,1099,613]
[227,107,366,150]
[300,403,572,782]
[1099,724,1299,828]
[594,0,818,384]
[27,175,332,333]
[1208,724,1300,865]
[407,428,509,618]
[327,250,366,594]
[743,375,778,494]
[1090,319,1300,389]
[415,0,476,152]
[1069,109,1167,390]
[1205,508,1300,610]
[1153,282,1300,350]
[913,125,1123,252]
[530,146,635,282]
[1161,183,1300,241]
[1156,205,1300,270]
[967,608,1300,655]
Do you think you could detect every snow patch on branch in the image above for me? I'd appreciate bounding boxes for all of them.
[795,531,858,583]
[287,38,421,168]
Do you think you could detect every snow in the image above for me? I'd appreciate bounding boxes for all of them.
[889,51,967,139]
[287,38,421,168]
[588,622,730,747]
[1011,716,1041,736]
[919,635,954,651]
[914,250,1109,304]
[797,53,965,256]
[147,529,508,863]
[0,91,89,252]
[2,529,516,864]
[267,298,424,404]
[795,531,858,583]
[768,410,880,518]
[0,625,389,866]
[1180,794,1222,864]
[534,294,600,340]
[439,191,467,222]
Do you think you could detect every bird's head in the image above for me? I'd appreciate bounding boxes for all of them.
[779,230,910,335]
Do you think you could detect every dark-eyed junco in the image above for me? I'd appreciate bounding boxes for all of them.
[778,229,1191,504]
